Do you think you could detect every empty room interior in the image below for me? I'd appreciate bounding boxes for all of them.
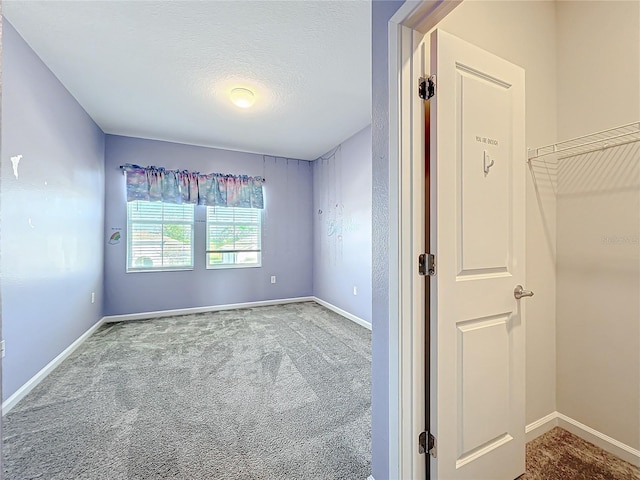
[2,1,373,479]
[2,1,640,480]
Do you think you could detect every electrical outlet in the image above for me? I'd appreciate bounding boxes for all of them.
[271,276,277,284]
[353,286,358,296]
[1,340,5,358]
[91,292,95,304]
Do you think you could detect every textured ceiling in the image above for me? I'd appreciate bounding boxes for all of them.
[4,1,371,160]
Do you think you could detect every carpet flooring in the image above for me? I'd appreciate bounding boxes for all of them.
[524,427,640,480]
[3,302,372,480]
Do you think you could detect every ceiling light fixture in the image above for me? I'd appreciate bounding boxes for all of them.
[230,88,255,108]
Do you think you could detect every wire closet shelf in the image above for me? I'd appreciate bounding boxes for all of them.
[527,121,640,162]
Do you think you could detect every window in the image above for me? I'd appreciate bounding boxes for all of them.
[206,206,261,268]
[126,201,194,272]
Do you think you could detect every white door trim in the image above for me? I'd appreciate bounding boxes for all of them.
[387,1,461,478]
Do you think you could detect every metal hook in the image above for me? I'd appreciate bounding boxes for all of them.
[483,151,495,175]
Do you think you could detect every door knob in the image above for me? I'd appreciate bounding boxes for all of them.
[514,285,534,299]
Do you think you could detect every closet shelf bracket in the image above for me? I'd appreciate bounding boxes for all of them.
[527,121,640,162]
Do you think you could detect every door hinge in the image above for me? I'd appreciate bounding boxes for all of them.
[418,253,436,276]
[419,431,437,457]
[418,74,436,100]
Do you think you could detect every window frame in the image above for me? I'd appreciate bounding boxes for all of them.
[126,201,195,273]
[205,206,262,270]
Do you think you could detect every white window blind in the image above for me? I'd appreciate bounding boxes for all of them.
[206,206,261,268]
[126,201,194,272]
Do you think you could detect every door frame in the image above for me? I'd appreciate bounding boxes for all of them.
[387,2,461,478]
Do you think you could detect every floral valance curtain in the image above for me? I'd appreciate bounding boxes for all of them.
[120,164,265,209]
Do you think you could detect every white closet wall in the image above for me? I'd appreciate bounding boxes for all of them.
[555,0,640,451]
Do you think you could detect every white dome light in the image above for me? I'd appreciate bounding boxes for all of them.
[230,88,255,108]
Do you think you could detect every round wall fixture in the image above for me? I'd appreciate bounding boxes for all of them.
[230,88,255,108]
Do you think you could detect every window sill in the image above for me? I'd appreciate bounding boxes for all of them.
[206,264,262,270]
[126,267,194,273]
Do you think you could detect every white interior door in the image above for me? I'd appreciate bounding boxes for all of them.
[429,30,526,480]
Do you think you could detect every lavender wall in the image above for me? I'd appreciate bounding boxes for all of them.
[1,20,105,401]
[372,1,405,478]
[312,126,372,323]
[103,135,313,316]
[1,9,5,460]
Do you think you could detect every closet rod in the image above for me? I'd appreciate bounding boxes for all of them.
[527,121,640,161]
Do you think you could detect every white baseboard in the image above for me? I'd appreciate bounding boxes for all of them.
[526,411,640,467]
[103,296,315,323]
[525,411,558,442]
[2,317,106,416]
[312,297,372,331]
[367,476,375,480]
[556,412,640,467]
